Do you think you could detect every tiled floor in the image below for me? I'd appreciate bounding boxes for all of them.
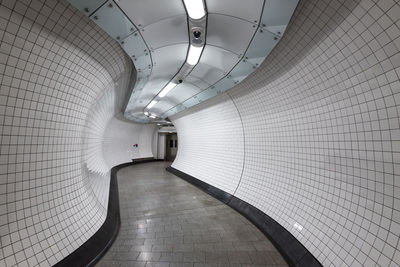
[96,162,287,267]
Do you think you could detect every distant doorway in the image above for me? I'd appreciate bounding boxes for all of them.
[165,133,178,162]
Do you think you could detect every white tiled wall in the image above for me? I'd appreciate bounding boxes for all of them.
[171,0,400,266]
[172,94,244,194]
[102,118,156,168]
[0,0,153,266]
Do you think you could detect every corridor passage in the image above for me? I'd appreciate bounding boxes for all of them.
[96,162,287,267]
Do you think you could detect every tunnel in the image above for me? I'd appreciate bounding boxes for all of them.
[0,0,399,266]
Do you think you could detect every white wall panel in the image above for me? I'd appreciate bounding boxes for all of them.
[172,0,400,266]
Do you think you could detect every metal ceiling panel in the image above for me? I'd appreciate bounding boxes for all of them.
[66,0,106,15]
[205,0,264,24]
[121,33,148,58]
[90,1,136,41]
[166,83,201,102]
[197,45,240,74]
[189,62,226,85]
[244,27,278,66]
[229,60,255,83]
[213,76,236,93]
[151,44,188,76]
[141,15,188,50]
[261,0,298,34]
[206,14,257,56]
[116,0,186,28]
[184,75,211,90]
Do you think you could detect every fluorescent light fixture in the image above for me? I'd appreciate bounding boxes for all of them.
[187,45,203,65]
[159,82,177,97]
[147,100,158,109]
[149,115,156,119]
[144,111,149,116]
[183,0,205,19]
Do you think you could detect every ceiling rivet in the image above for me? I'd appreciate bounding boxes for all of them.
[278,31,281,34]
[262,24,266,27]
[84,7,89,12]
[274,37,278,40]
[130,28,134,31]
[121,41,124,44]
[134,33,138,36]
[94,16,98,20]
[116,36,120,40]
[108,3,113,7]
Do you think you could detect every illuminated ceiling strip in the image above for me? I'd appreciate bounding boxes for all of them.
[183,0,206,19]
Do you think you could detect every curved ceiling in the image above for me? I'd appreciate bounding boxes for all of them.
[67,0,299,123]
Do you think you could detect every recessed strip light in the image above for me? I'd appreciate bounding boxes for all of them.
[183,0,205,20]
[147,100,158,109]
[187,45,203,65]
[159,82,177,98]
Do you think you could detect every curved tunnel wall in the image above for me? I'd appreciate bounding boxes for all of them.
[172,0,400,266]
[0,1,154,266]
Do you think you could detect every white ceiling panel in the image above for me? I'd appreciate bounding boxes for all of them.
[245,27,278,66]
[166,83,202,103]
[116,0,186,27]
[152,44,188,76]
[207,14,257,56]
[197,45,240,74]
[189,62,226,85]
[206,0,264,24]
[66,0,106,15]
[90,0,136,40]
[141,15,188,50]
[152,102,175,115]
[184,75,211,90]
[261,0,298,31]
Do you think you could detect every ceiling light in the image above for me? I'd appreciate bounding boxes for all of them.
[144,111,149,116]
[149,115,156,119]
[159,82,177,97]
[147,100,158,109]
[187,45,203,65]
[183,0,205,20]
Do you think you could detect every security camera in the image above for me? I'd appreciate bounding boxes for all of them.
[193,31,201,39]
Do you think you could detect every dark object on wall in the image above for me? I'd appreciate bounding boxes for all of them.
[166,166,322,267]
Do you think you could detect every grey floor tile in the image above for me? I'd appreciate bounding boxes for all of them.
[96,162,287,267]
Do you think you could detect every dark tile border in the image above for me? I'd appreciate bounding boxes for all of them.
[132,157,163,164]
[166,166,322,267]
[55,159,160,267]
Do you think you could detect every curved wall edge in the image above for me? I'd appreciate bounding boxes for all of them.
[53,162,129,267]
[166,166,322,267]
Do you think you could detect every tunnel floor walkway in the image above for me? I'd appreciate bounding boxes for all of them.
[96,161,287,267]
